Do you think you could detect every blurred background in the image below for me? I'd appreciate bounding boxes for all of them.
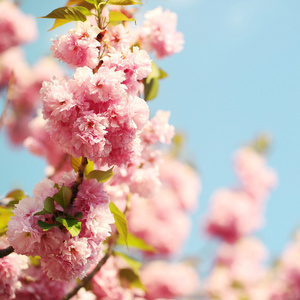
[1,0,300,264]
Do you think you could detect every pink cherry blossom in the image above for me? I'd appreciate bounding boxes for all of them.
[141,7,184,59]
[51,21,101,69]
[140,261,199,300]
[0,2,37,53]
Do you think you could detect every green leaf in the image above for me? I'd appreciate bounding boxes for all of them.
[54,183,60,190]
[114,251,142,274]
[49,19,72,31]
[109,11,136,25]
[86,167,114,183]
[117,232,156,252]
[85,0,97,3]
[159,68,168,79]
[109,201,128,247]
[74,212,83,219]
[144,77,159,101]
[0,206,13,236]
[73,6,93,16]
[37,220,60,231]
[44,197,55,214]
[66,0,94,7]
[35,197,55,215]
[146,61,160,83]
[107,0,142,5]
[66,0,84,5]
[53,185,72,210]
[119,268,145,290]
[40,7,87,22]
[56,216,81,237]
[143,62,167,101]
[85,159,94,175]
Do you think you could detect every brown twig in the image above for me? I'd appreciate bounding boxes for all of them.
[62,248,112,300]
[0,246,14,258]
[0,72,14,132]
[70,157,88,203]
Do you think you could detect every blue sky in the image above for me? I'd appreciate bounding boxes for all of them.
[1,0,300,263]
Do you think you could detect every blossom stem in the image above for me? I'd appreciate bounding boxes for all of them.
[0,246,14,258]
[62,247,112,300]
[71,157,88,203]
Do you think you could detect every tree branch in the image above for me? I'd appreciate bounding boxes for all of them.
[62,248,112,300]
[0,246,14,258]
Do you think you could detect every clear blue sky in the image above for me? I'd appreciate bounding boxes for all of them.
[1,0,300,263]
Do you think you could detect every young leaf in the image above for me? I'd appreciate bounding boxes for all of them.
[71,156,94,175]
[85,0,97,4]
[144,77,159,101]
[49,19,71,31]
[74,212,83,219]
[6,189,25,207]
[114,251,142,274]
[53,185,72,210]
[86,167,114,183]
[73,6,93,16]
[159,68,168,79]
[119,268,145,290]
[0,206,13,236]
[109,11,136,25]
[85,159,94,175]
[109,201,128,247]
[71,156,82,173]
[34,197,55,215]
[107,0,142,5]
[117,232,156,252]
[56,216,81,237]
[146,61,160,83]
[6,189,25,201]
[40,7,87,22]
[37,220,60,231]
[66,0,86,5]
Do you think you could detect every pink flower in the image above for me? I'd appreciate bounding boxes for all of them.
[102,47,151,96]
[41,77,79,123]
[7,172,114,281]
[0,2,37,53]
[140,261,199,300]
[141,110,175,145]
[16,264,73,300]
[0,237,28,299]
[71,112,110,161]
[51,21,101,68]
[159,156,201,211]
[142,7,184,59]
[234,147,277,201]
[205,189,263,243]
[128,192,191,255]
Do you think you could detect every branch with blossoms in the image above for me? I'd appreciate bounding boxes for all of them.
[0,0,201,300]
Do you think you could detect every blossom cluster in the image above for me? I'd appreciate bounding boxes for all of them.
[7,172,114,281]
[0,2,203,300]
[205,146,277,243]
[43,21,151,167]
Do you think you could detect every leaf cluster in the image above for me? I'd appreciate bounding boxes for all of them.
[42,0,140,31]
